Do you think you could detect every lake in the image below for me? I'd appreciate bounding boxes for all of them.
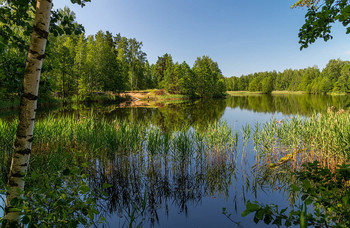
[1,94,350,227]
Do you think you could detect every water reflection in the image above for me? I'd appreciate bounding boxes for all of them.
[1,94,350,226]
[86,146,236,226]
[2,94,350,124]
[226,94,350,115]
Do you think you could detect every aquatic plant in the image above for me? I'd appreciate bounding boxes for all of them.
[0,115,239,226]
[242,161,350,227]
[253,107,350,170]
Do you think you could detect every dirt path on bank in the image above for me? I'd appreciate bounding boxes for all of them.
[118,90,166,107]
[119,91,154,101]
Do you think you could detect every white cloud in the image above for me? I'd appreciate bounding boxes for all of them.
[345,50,350,55]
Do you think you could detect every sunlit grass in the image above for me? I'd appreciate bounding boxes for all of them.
[253,106,350,170]
[0,116,239,177]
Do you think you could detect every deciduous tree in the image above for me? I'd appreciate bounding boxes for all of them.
[293,0,350,49]
[1,0,91,225]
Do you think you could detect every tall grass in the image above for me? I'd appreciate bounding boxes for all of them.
[0,119,17,183]
[0,116,239,181]
[253,107,350,170]
[0,115,240,226]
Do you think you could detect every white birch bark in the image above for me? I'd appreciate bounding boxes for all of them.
[4,0,52,225]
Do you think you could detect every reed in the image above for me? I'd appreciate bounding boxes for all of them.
[253,107,350,170]
[0,116,239,178]
[0,115,241,226]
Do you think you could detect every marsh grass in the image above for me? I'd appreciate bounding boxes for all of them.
[253,107,350,170]
[0,116,239,181]
[0,115,241,226]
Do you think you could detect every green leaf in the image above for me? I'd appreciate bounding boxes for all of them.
[21,215,30,224]
[263,214,273,224]
[285,220,292,226]
[255,209,265,220]
[8,207,21,212]
[280,208,288,214]
[300,211,307,228]
[241,209,251,217]
[272,217,282,226]
[242,201,260,217]
[79,185,90,194]
[63,168,71,176]
[301,194,309,201]
[290,184,300,192]
[102,183,113,189]
[305,198,313,206]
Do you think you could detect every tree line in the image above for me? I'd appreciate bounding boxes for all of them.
[0,7,226,103]
[225,59,350,94]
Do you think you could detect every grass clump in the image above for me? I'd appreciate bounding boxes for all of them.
[253,106,350,170]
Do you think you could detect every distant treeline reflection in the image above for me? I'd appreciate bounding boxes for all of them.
[2,95,349,129]
[226,94,350,115]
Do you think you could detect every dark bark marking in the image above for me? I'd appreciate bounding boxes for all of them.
[28,49,46,60]
[28,137,34,143]
[28,49,39,56]
[15,135,26,140]
[22,93,38,101]
[24,67,33,75]
[37,54,45,60]
[33,26,49,39]
[11,172,25,178]
[17,148,31,155]
[20,163,28,167]
[8,179,19,187]
[4,206,9,214]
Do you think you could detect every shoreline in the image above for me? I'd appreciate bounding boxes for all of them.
[227,91,349,96]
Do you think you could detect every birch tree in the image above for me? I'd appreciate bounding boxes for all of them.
[1,0,90,226]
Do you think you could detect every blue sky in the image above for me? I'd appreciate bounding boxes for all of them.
[54,0,350,77]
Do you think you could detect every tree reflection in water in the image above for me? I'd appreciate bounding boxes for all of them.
[86,132,236,226]
[2,94,350,226]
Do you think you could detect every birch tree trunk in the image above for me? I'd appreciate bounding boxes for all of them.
[4,0,52,225]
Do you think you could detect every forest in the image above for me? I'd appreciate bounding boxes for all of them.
[2,6,350,105]
[2,0,350,227]
[0,7,226,105]
[225,59,350,94]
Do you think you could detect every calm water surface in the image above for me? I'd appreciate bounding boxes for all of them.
[2,94,350,227]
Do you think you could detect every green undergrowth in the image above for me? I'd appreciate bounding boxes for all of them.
[70,92,127,103]
[0,98,20,110]
[156,94,194,100]
[0,93,127,111]
[242,161,350,227]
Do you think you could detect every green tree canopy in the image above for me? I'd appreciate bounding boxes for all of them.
[193,56,226,97]
[293,0,350,49]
